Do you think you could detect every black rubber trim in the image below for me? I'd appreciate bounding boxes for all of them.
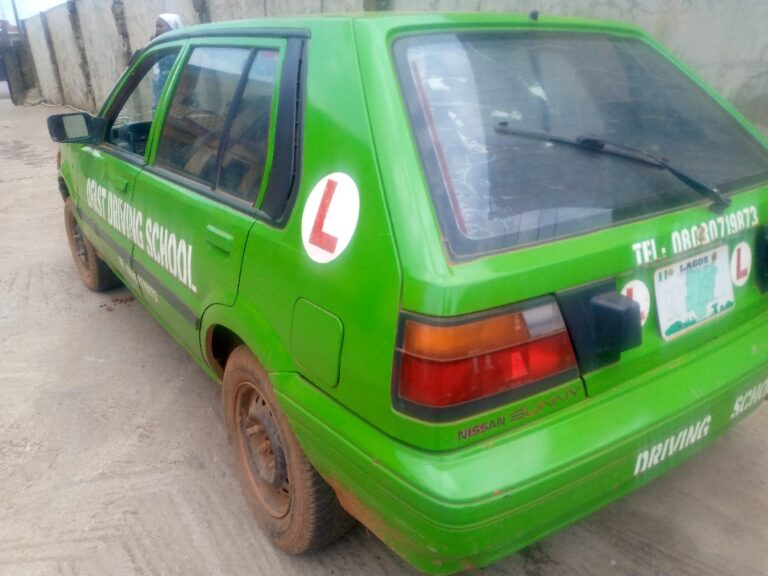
[133,259,200,328]
[75,207,200,328]
[754,225,768,293]
[555,277,642,373]
[75,206,131,261]
[391,297,582,423]
[261,37,305,223]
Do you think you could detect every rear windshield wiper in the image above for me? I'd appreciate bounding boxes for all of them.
[495,122,731,214]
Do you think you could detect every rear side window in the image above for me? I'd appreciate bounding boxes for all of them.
[155,46,280,205]
[156,46,252,186]
[219,51,278,202]
[395,32,768,259]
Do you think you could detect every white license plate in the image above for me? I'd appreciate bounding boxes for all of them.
[654,245,734,341]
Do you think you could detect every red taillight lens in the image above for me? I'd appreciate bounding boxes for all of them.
[396,300,578,413]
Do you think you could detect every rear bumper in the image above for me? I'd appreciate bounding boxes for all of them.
[274,312,768,575]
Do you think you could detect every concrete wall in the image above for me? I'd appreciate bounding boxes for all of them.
[24,13,61,104]
[19,0,768,133]
[23,0,368,112]
[206,0,364,22]
[207,0,266,21]
[46,2,92,110]
[122,0,200,56]
[76,0,126,109]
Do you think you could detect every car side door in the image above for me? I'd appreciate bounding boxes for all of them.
[130,38,294,359]
[74,47,183,289]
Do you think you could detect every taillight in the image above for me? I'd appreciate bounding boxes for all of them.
[57,147,61,169]
[394,298,579,419]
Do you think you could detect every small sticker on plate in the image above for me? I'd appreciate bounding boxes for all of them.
[654,245,734,340]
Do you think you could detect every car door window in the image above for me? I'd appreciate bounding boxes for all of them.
[155,46,252,186]
[107,51,180,157]
[218,50,279,203]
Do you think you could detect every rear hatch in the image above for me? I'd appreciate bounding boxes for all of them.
[388,24,768,437]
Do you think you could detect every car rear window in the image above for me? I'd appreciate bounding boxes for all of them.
[394,32,768,259]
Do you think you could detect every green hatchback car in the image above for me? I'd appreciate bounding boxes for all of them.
[48,12,768,574]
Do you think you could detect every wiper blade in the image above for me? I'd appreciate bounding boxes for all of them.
[494,122,731,214]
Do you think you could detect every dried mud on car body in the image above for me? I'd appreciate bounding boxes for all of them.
[0,101,766,575]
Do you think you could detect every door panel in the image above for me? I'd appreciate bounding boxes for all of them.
[129,43,284,357]
[130,171,254,354]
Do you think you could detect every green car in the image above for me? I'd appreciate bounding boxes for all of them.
[48,12,768,574]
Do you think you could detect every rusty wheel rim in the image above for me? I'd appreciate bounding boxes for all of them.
[235,382,291,518]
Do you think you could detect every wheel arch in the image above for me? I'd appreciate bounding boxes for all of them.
[205,324,245,380]
[58,176,70,200]
[201,302,296,382]
[57,148,77,202]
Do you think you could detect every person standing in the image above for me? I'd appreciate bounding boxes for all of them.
[154,13,183,39]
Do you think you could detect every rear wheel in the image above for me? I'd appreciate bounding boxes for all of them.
[64,198,121,291]
[222,345,353,553]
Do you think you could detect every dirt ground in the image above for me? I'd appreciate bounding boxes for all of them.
[0,98,766,576]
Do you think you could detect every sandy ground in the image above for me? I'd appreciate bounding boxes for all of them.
[0,98,766,576]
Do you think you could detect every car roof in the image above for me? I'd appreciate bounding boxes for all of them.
[147,12,644,49]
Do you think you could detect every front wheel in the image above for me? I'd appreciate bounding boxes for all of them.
[63,197,121,291]
[222,346,353,553]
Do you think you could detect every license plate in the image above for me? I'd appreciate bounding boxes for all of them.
[654,245,734,341]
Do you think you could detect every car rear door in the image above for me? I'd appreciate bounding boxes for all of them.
[130,35,301,358]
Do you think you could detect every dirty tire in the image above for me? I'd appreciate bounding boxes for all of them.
[64,197,121,291]
[222,345,354,553]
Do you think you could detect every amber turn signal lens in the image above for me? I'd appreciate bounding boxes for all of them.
[402,312,529,361]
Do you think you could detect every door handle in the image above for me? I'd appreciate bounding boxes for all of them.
[206,225,233,254]
[114,177,129,193]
